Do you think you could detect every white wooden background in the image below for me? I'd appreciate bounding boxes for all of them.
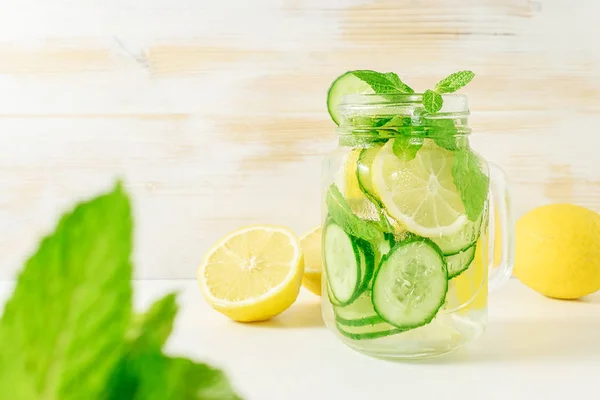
[1,0,599,279]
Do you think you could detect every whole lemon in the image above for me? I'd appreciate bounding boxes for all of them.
[514,204,600,299]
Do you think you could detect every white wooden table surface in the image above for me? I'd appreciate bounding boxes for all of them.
[1,0,599,279]
[2,279,598,399]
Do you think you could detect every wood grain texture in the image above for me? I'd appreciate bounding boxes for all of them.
[0,0,599,279]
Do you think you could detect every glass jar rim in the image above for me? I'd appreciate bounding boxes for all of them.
[340,93,469,113]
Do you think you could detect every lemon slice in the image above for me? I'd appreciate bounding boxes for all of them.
[340,148,386,223]
[371,139,467,237]
[341,148,364,200]
[197,225,303,322]
[299,225,322,296]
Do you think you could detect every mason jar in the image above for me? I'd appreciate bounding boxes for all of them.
[321,93,514,359]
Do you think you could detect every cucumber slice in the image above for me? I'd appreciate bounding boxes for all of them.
[327,283,343,307]
[372,238,448,330]
[376,233,393,264]
[446,244,476,279]
[368,232,394,290]
[356,144,384,205]
[323,222,361,305]
[327,72,373,125]
[431,213,483,256]
[355,238,375,294]
[336,320,404,340]
[334,291,382,326]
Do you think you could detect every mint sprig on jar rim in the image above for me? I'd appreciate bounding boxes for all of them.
[326,69,474,124]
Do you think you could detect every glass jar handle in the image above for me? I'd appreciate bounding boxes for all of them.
[487,162,515,292]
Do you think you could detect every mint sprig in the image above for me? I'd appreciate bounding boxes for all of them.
[352,70,414,94]
[333,69,474,115]
[421,70,475,113]
[0,183,240,400]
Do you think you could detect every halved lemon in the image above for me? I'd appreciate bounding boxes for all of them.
[299,225,322,296]
[197,225,303,322]
[371,139,467,237]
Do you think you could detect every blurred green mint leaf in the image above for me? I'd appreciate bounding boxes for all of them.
[0,182,133,400]
[129,292,179,352]
[0,181,241,400]
[131,356,241,400]
[104,293,241,400]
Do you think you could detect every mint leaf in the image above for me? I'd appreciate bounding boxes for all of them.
[435,70,475,94]
[0,182,240,400]
[106,353,241,400]
[433,136,459,151]
[374,207,395,233]
[383,72,414,94]
[105,293,241,400]
[422,89,443,113]
[326,184,384,242]
[104,293,178,400]
[424,118,460,151]
[129,293,179,352]
[0,183,133,400]
[452,150,490,221]
[104,292,180,398]
[130,355,241,400]
[348,115,392,128]
[145,357,241,400]
[352,70,414,94]
[392,136,423,161]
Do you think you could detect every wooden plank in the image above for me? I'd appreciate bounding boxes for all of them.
[0,117,327,279]
[0,0,599,279]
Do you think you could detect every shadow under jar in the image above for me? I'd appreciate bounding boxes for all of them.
[321,93,514,359]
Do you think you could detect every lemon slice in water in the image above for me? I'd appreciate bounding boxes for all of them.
[371,139,467,237]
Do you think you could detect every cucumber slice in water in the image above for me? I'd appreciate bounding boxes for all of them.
[446,244,476,279]
[355,238,375,294]
[336,320,404,340]
[376,233,393,264]
[356,144,384,205]
[323,222,361,305]
[327,72,373,125]
[368,232,394,290]
[334,291,382,327]
[327,283,343,307]
[432,213,483,256]
[372,238,448,330]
